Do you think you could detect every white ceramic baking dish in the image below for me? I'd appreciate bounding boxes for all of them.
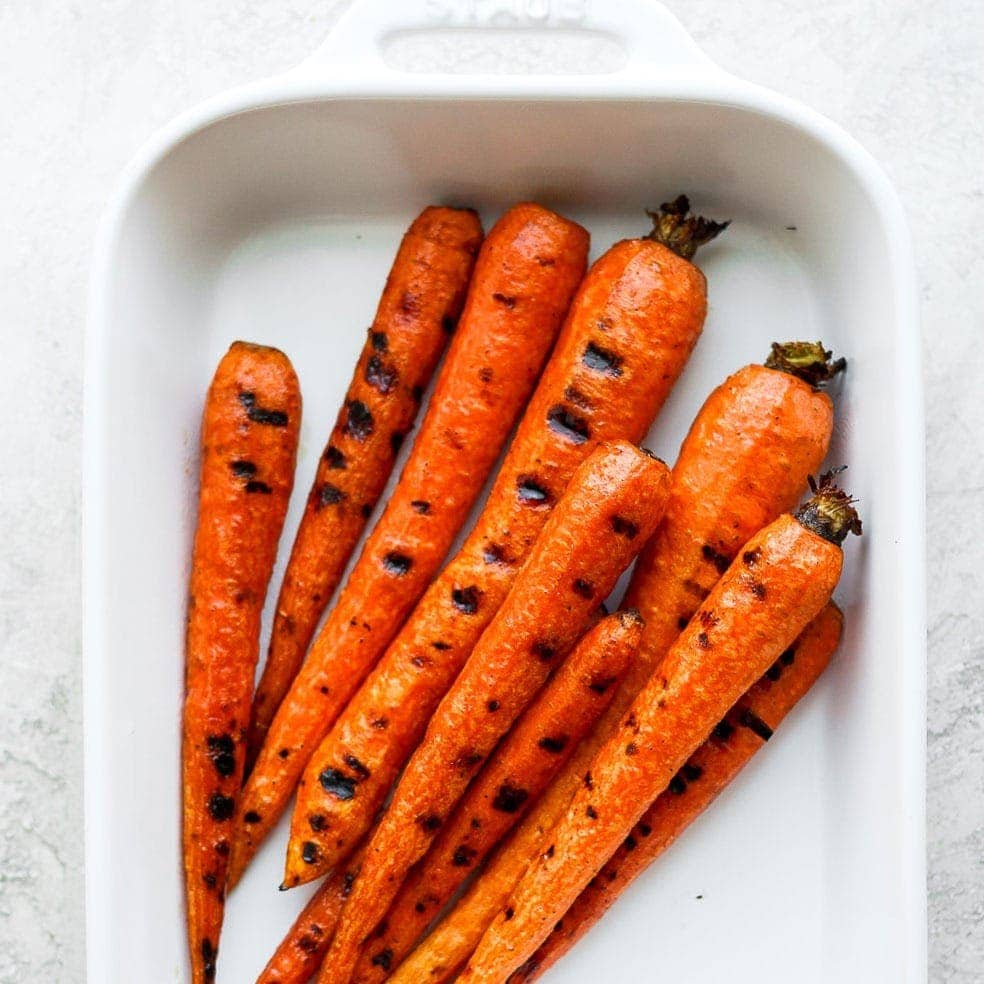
[84,1,925,981]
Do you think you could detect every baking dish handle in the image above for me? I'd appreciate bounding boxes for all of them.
[294,0,724,86]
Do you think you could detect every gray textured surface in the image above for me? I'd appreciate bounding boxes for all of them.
[0,1,979,981]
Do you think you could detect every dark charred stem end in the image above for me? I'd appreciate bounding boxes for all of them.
[795,469,863,545]
[644,195,729,260]
[765,341,847,389]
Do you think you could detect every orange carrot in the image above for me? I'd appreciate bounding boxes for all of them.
[247,207,482,769]
[353,611,643,982]
[284,198,724,887]
[229,203,588,887]
[514,602,843,981]
[255,848,366,984]
[182,342,301,984]
[386,342,843,983]
[320,441,671,982]
[460,479,861,981]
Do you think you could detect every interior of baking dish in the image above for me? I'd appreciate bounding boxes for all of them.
[86,88,922,983]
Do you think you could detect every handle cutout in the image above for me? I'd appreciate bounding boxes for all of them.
[381,27,629,75]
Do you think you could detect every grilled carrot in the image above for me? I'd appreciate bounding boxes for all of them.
[255,848,366,984]
[516,602,843,981]
[246,207,483,769]
[284,198,725,887]
[386,342,843,983]
[320,441,671,982]
[354,610,643,982]
[460,479,861,981]
[229,203,588,886]
[182,342,301,984]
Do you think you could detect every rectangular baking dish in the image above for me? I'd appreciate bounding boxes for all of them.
[84,2,925,981]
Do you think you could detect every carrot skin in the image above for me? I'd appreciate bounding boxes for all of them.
[515,603,843,981]
[247,207,483,769]
[229,204,588,887]
[353,611,643,983]
[285,235,709,885]
[255,848,366,984]
[387,357,835,984]
[183,342,301,984]
[320,441,671,983]
[461,513,846,981]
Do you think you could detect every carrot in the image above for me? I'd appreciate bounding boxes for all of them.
[460,478,861,982]
[229,203,588,887]
[255,847,366,984]
[320,441,672,982]
[386,341,844,983]
[182,342,301,984]
[515,602,843,981]
[353,610,643,982]
[284,197,725,887]
[246,207,483,769]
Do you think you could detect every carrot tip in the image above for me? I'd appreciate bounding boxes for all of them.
[796,469,863,545]
[644,195,729,260]
[765,341,847,389]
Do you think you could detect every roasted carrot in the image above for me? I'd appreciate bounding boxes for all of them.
[246,207,483,769]
[386,342,843,983]
[515,602,843,981]
[284,198,724,887]
[182,342,301,984]
[255,847,366,984]
[353,610,643,982]
[320,441,671,982]
[229,203,588,886]
[460,479,861,981]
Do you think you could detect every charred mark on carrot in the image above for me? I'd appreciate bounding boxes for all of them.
[207,793,235,822]
[370,330,388,352]
[238,391,289,427]
[452,586,481,614]
[301,841,321,865]
[229,460,256,478]
[432,641,452,651]
[517,476,550,505]
[371,949,395,971]
[701,543,731,574]
[343,754,370,779]
[483,543,509,565]
[492,782,529,814]
[317,483,346,508]
[532,641,556,663]
[366,355,399,394]
[546,405,591,444]
[411,499,431,514]
[418,814,442,832]
[582,342,622,376]
[538,735,568,753]
[243,810,261,824]
[319,768,358,800]
[308,814,327,831]
[324,445,347,469]
[344,400,374,440]
[492,292,517,308]
[452,845,479,867]
[739,709,774,741]
[382,552,413,576]
[206,735,235,777]
[572,578,595,599]
[245,480,272,494]
[611,515,639,539]
[589,676,617,695]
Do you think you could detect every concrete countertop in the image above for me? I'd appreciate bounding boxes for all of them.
[0,1,980,980]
